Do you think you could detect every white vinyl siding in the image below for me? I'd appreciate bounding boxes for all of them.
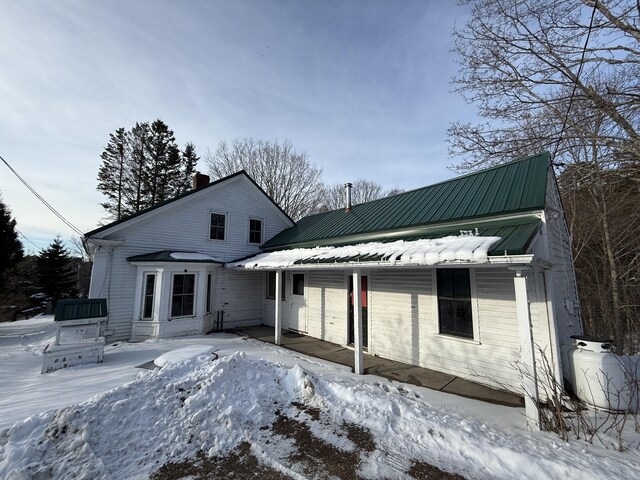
[88,175,292,341]
[543,170,582,344]
[305,271,347,345]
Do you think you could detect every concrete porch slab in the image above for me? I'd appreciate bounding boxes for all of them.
[232,325,524,408]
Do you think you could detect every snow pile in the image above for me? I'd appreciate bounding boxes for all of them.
[0,352,314,479]
[153,344,217,367]
[229,235,502,269]
[1,350,638,479]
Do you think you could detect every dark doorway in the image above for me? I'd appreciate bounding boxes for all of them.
[348,275,368,347]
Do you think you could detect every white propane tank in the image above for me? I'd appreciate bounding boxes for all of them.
[567,335,639,412]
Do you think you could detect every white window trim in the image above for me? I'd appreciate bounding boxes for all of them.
[432,268,480,344]
[206,273,213,314]
[169,272,197,319]
[247,216,264,245]
[209,211,228,242]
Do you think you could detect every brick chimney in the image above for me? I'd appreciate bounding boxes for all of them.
[192,172,210,190]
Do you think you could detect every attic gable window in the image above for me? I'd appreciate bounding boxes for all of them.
[210,213,226,240]
[249,218,262,244]
[437,268,473,339]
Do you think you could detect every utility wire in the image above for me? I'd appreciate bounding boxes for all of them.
[0,153,85,237]
[552,0,599,161]
[18,231,42,252]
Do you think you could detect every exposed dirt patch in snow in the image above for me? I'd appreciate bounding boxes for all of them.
[151,442,290,480]
[150,396,462,480]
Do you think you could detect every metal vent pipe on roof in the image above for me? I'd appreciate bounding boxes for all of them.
[345,183,353,213]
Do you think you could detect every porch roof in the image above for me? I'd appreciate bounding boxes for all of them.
[228,220,541,270]
[127,250,224,264]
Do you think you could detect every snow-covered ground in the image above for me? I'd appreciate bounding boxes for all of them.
[0,316,639,479]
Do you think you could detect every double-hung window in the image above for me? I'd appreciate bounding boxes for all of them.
[142,273,156,320]
[210,213,226,240]
[249,218,262,244]
[266,271,286,301]
[206,273,213,314]
[171,273,195,317]
[437,268,473,338]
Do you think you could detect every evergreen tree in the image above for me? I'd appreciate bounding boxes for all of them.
[37,236,76,307]
[145,120,177,204]
[177,142,200,195]
[0,197,23,290]
[124,121,151,215]
[97,127,128,220]
[98,121,200,220]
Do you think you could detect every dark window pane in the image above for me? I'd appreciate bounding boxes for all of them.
[437,268,473,338]
[293,274,304,295]
[171,274,196,317]
[143,274,155,319]
[266,272,276,299]
[210,213,226,240]
[206,274,212,313]
[281,274,286,301]
[249,219,262,244]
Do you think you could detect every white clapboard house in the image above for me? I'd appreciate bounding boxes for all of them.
[85,153,582,412]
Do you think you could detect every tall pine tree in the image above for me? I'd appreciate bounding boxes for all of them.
[124,121,151,215]
[97,127,128,220]
[145,120,181,204]
[97,120,200,220]
[0,197,24,291]
[37,236,76,307]
[178,142,200,195]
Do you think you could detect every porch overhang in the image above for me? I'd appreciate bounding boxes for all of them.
[226,234,548,271]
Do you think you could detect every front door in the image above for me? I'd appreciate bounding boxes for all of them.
[289,272,307,332]
[348,275,368,347]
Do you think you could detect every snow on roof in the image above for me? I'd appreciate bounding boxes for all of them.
[229,234,502,269]
[169,252,219,261]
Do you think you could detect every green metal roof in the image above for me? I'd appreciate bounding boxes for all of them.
[55,298,108,322]
[262,153,550,251]
[127,250,224,264]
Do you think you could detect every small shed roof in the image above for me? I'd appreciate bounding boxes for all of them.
[127,251,224,264]
[55,299,108,322]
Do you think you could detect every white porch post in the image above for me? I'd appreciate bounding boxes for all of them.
[352,270,364,375]
[514,269,541,430]
[274,270,282,346]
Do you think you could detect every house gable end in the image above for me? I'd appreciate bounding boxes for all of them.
[85,172,293,239]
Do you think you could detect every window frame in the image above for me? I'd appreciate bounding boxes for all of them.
[292,273,305,296]
[209,212,227,241]
[434,268,479,342]
[248,217,263,244]
[170,273,196,318]
[206,273,213,314]
[266,271,286,301]
[141,272,156,320]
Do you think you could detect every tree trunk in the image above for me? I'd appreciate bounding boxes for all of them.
[601,195,624,353]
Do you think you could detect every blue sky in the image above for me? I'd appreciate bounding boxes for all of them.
[0,0,475,253]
